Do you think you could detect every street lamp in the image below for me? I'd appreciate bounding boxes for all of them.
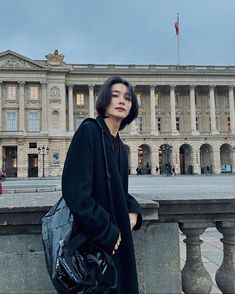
[38,145,49,177]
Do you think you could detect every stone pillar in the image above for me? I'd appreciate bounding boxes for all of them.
[0,82,2,131]
[173,149,180,174]
[41,82,48,133]
[68,84,74,132]
[150,85,158,135]
[190,85,199,135]
[151,149,159,175]
[17,142,27,177]
[130,147,138,174]
[180,223,213,294]
[193,151,201,174]
[209,85,219,134]
[213,150,221,174]
[216,221,235,293]
[170,85,178,135]
[19,82,25,132]
[89,84,95,118]
[229,86,235,135]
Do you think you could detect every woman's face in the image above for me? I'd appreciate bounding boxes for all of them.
[105,83,132,122]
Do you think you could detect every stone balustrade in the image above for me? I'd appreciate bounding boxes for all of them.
[0,191,235,293]
[154,197,235,294]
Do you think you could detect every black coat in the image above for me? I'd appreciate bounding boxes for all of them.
[62,116,142,294]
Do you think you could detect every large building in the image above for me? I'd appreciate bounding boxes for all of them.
[0,49,234,177]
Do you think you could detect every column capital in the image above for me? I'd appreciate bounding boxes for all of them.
[229,85,234,91]
[150,84,156,90]
[18,81,25,86]
[170,84,176,90]
[40,81,47,87]
[88,84,95,90]
[190,84,196,90]
[209,84,216,90]
[67,84,74,89]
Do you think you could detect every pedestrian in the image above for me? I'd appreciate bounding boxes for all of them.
[62,76,142,294]
[156,166,159,175]
[172,167,176,176]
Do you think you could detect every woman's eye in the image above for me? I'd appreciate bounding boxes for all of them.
[125,96,131,101]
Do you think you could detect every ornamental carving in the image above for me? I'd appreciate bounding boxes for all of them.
[45,50,64,66]
[50,86,60,98]
[0,57,36,69]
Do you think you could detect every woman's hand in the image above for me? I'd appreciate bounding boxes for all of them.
[112,233,121,255]
[129,213,138,230]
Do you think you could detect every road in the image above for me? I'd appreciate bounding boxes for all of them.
[2,174,235,200]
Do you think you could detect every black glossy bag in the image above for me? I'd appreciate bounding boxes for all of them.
[42,119,117,294]
[42,197,117,294]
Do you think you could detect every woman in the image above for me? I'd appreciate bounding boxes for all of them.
[62,76,142,293]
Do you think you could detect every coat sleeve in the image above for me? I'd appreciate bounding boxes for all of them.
[62,122,119,255]
[127,193,142,230]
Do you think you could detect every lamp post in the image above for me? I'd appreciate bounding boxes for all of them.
[38,145,49,177]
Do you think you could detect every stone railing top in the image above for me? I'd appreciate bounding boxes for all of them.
[0,191,159,227]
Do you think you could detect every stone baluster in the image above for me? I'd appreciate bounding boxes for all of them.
[215,221,235,293]
[180,223,212,294]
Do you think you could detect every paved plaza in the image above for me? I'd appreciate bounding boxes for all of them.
[2,174,234,293]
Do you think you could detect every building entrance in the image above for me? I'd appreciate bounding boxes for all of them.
[28,154,38,177]
[2,146,17,177]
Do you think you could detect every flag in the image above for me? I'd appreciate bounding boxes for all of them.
[174,20,179,35]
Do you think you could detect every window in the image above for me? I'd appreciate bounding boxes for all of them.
[224,94,229,110]
[29,86,39,99]
[175,92,179,107]
[228,117,231,134]
[156,117,161,132]
[76,93,85,106]
[76,117,85,129]
[29,142,37,148]
[6,112,17,131]
[136,117,143,133]
[176,117,180,131]
[28,112,40,132]
[7,85,17,100]
[155,92,160,106]
[196,117,199,131]
[136,93,141,107]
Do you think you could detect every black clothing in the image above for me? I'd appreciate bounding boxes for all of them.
[62,116,142,294]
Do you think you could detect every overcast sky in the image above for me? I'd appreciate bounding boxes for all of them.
[1,0,235,66]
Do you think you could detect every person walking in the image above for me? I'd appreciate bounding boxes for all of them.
[62,76,142,294]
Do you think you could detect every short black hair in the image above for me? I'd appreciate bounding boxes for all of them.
[96,76,139,130]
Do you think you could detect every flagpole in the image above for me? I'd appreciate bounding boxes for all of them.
[177,12,180,65]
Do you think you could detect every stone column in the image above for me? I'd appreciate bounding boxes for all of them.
[0,82,2,131]
[216,221,235,293]
[150,85,158,135]
[130,146,138,174]
[213,150,221,174]
[170,85,178,135]
[193,151,201,174]
[41,82,48,133]
[89,84,95,118]
[173,148,180,174]
[151,149,159,175]
[190,85,199,135]
[68,84,74,132]
[180,222,213,294]
[229,86,235,135]
[209,85,219,134]
[19,82,25,132]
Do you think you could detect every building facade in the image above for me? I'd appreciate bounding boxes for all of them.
[0,49,235,177]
